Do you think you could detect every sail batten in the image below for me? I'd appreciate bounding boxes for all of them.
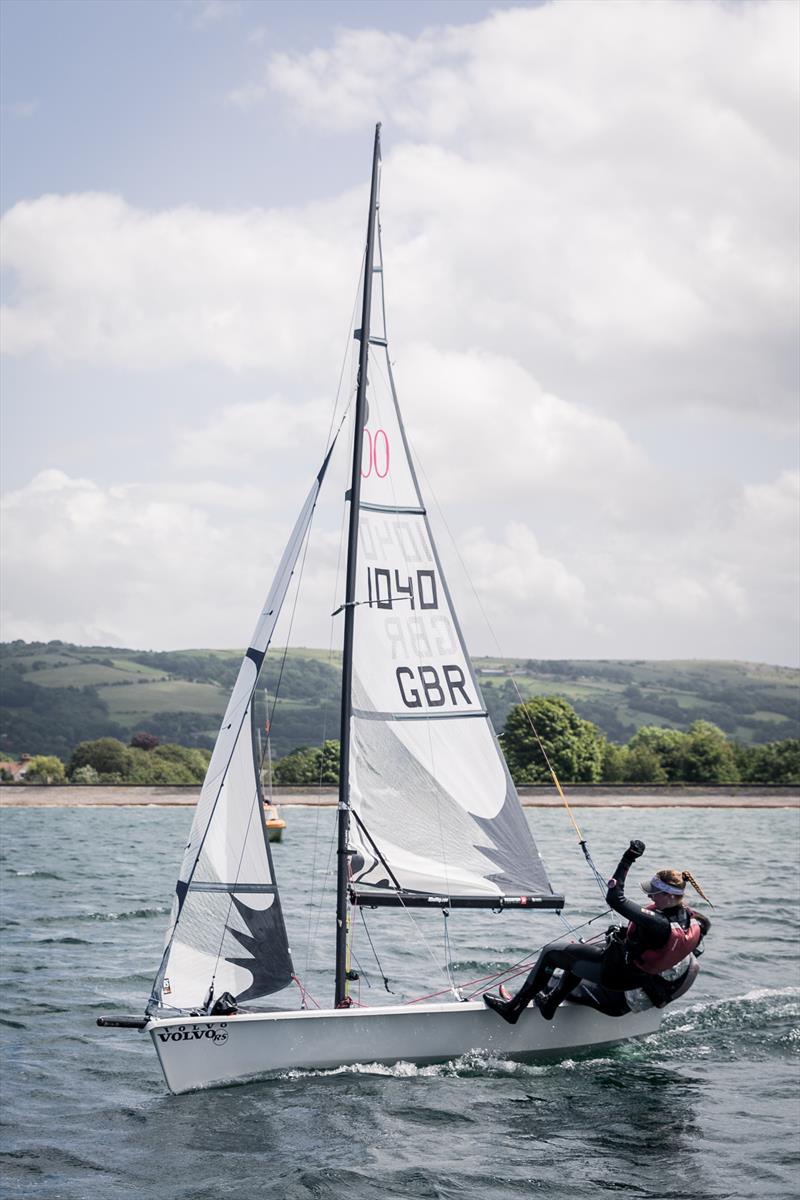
[189,883,280,893]
[352,707,488,722]
[360,502,426,515]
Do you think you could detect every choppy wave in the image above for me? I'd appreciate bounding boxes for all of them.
[35,936,91,945]
[31,905,170,924]
[2,803,799,1200]
[7,868,63,879]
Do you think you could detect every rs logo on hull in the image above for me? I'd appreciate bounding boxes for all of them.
[156,1024,228,1046]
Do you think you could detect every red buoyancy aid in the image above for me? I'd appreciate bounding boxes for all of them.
[626,904,702,975]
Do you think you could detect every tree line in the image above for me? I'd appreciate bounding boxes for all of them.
[2,732,211,785]
[271,696,800,786]
[4,697,797,787]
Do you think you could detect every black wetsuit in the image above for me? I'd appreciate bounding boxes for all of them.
[485,842,706,1023]
[567,853,706,1017]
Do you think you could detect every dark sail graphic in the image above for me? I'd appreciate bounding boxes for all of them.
[225,895,294,1003]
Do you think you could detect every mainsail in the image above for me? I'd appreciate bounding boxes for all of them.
[344,213,561,909]
[149,449,334,1013]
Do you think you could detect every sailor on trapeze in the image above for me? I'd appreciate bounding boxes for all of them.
[483,840,712,1023]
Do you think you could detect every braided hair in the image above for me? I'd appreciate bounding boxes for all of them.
[655,868,714,907]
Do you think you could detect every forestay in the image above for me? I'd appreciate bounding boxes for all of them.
[347,229,561,908]
[148,450,334,1014]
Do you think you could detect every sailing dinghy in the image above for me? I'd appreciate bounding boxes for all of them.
[99,126,660,1093]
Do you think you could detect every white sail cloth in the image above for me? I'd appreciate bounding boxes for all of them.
[150,452,332,1013]
[346,240,556,903]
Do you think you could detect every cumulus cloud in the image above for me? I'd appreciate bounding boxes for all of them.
[264,0,798,420]
[563,469,799,662]
[458,521,590,630]
[3,1,797,424]
[174,395,334,468]
[436,468,799,662]
[1,191,363,378]
[2,452,796,663]
[1,0,797,663]
[0,467,339,650]
[394,344,647,508]
[3,1,797,426]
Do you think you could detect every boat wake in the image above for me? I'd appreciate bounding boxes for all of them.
[619,986,800,1064]
[55,905,170,923]
[7,867,62,879]
[280,1050,558,1082]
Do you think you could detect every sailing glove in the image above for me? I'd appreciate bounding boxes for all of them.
[619,839,645,867]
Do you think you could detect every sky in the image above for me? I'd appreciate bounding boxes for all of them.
[1,0,798,665]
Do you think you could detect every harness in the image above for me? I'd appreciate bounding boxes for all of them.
[622,904,703,1009]
[627,904,702,975]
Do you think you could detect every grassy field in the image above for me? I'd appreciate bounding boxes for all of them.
[97,680,228,719]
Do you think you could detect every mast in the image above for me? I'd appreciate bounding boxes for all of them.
[335,121,382,1007]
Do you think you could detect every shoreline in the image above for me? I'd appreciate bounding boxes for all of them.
[2,784,797,809]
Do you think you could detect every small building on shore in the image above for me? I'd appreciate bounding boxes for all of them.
[0,754,31,781]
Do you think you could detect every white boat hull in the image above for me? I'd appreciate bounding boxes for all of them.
[149,1000,662,1094]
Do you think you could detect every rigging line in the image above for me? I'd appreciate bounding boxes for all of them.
[346,901,367,1006]
[404,906,615,1006]
[392,891,463,995]
[347,906,368,1004]
[462,908,614,1000]
[306,812,339,989]
[303,425,354,987]
[453,909,614,1003]
[402,907,615,1006]
[331,593,415,615]
[350,810,402,891]
[292,974,322,1010]
[358,907,394,994]
[376,221,390,347]
[266,534,315,733]
[402,922,550,1006]
[302,403,356,988]
[206,466,331,1003]
[321,244,368,460]
[288,242,361,992]
[412,450,607,894]
[305,494,348,984]
[349,947,372,990]
[441,910,461,998]
[265,410,351,744]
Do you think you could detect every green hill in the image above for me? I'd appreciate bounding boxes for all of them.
[1,640,797,761]
[475,657,798,747]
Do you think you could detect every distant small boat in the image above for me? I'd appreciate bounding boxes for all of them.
[256,687,284,841]
[264,804,286,843]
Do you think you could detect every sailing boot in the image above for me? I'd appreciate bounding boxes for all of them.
[533,971,579,1021]
[483,964,554,1024]
[483,992,523,1024]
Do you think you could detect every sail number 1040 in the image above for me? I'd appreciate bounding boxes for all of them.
[366,567,438,610]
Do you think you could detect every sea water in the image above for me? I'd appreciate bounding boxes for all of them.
[1,803,798,1200]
